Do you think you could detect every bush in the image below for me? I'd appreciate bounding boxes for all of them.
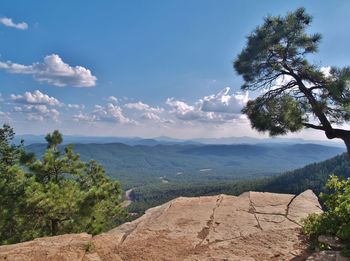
[303,175,350,252]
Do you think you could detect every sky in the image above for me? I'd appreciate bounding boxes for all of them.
[0,0,350,139]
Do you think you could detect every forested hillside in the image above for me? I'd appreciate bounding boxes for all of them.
[128,153,350,215]
[261,153,350,195]
[26,142,343,188]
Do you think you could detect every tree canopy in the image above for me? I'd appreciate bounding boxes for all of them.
[0,125,126,244]
[234,8,350,154]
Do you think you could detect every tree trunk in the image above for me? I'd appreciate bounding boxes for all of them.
[51,219,58,236]
[342,136,350,159]
[325,129,350,160]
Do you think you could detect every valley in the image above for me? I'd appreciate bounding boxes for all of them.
[26,142,344,189]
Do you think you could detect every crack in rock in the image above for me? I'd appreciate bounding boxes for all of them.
[285,194,302,226]
[196,195,224,246]
[248,193,263,231]
[286,194,298,216]
[248,193,302,228]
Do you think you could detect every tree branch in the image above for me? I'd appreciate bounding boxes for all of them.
[302,122,325,130]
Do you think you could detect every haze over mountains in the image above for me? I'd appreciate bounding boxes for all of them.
[17,134,343,147]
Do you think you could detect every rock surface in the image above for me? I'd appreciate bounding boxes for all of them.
[0,233,91,261]
[0,190,324,261]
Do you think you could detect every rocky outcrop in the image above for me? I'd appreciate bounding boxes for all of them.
[0,190,324,261]
[0,233,92,261]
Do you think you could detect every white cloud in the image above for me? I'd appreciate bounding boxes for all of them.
[73,112,96,122]
[74,103,135,124]
[107,96,118,103]
[13,104,60,122]
[0,17,28,30]
[166,88,248,123]
[125,101,164,113]
[26,114,45,122]
[200,87,248,113]
[67,103,85,109]
[0,54,97,87]
[320,66,332,78]
[94,103,134,124]
[141,112,161,121]
[11,90,61,106]
[166,98,202,121]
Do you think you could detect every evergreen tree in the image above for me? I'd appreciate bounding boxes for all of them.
[0,125,33,243]
[0,126,127,244]
[234,8,350,156]
[25,130,127,236]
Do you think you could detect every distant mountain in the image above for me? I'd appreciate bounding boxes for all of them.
[17,134,343,147]
[16,135,198,146]
[26,142,344,189]
[191,136,343,147]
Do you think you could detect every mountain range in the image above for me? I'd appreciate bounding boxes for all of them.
[17,134,343,147]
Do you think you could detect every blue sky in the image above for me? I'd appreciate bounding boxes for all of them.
[0,1,350,139]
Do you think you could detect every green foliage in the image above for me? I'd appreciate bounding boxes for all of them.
[0,124,23,171]
[0,124,31,244]
[242,95,304,136]
[234,8,350,142]
[303,175,350,247]
[321,175,350,240]
[234,8,321,89]
[260,153,350,195]
[0,125,126,245]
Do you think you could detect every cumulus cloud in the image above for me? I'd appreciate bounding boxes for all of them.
[0,54,97,87]
[166,88,249,123]
[201,87,248,114]
[94,103,134,124]
[0,17,28,30]
[123,101,169,123]
[141,112,160,121]
[125,101,164,113]
[73,103,135,124]
[13,104,60,122]
[73,112,96,122]
[107,96,118,103]
[166,98,202,121]
[10,90,61,106]
[67,103,85,110]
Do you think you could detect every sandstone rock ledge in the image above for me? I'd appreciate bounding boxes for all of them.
[0,190,323,261]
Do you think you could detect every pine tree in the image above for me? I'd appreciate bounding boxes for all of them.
[25,130,127,236]
[234,8,350,156]
[0,126,127,244]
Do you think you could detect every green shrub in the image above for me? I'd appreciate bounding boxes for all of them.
[303,175,350,252]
